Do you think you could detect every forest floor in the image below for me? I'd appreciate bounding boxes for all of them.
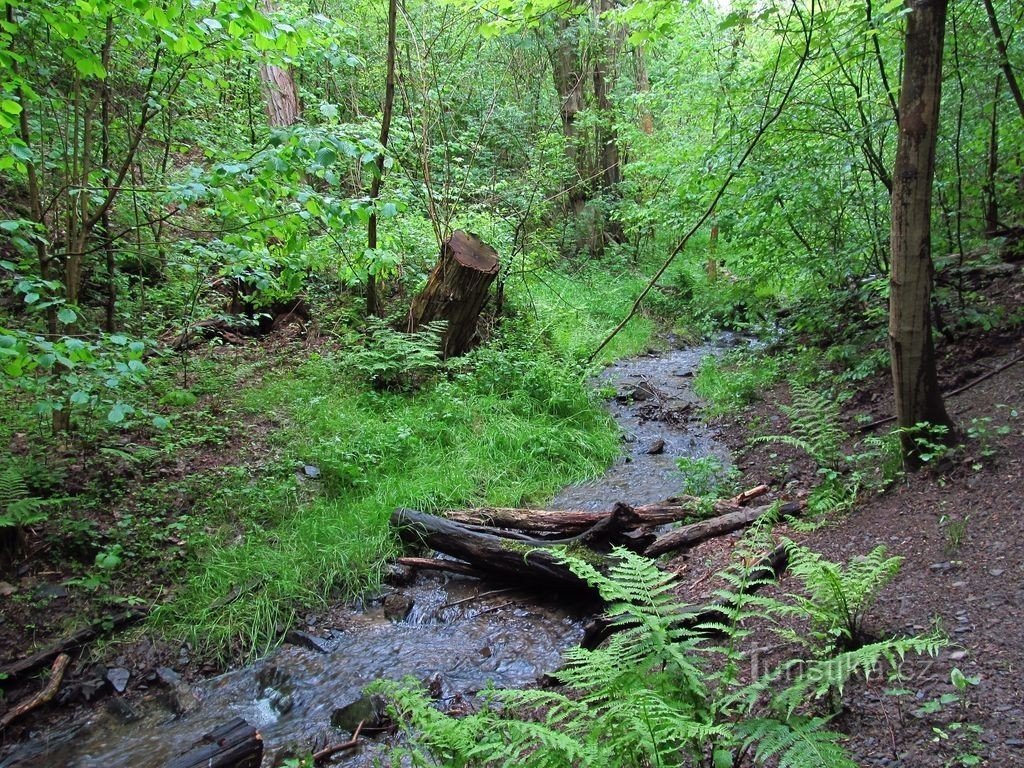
[1,264,1022,766]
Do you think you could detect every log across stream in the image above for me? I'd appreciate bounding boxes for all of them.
[1,337,776,768]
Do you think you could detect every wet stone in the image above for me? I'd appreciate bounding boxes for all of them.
[930,562,954,572]
[383,592,414,622]
[106,667,130,693]
[645,438,666,455]
[285,629,336,654]
[105,696,141,723]
[332,693,388,733]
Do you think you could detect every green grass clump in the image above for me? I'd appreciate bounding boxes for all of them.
[694,350,782,416]
[156,317,626,658]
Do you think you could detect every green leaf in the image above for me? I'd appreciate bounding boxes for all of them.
[0,99,21,115]
[152,415,170,429]
[70,390,90,406]
[107,403,130,423]
[57,307,77,324]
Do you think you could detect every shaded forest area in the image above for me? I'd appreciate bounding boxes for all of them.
[1,0,1022,765]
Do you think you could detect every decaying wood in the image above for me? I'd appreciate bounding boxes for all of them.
[581,544,789,649]
[0,653,70,728]
[0,608,146,682]
[443,485,770,535]
[407,230,500,359]
[165,718,263,768]
[314,720,365,764]
[396,557,484,578]
[644,500,805,558]
[391,508,601,597]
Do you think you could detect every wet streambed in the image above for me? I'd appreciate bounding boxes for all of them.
[1,336,738,768]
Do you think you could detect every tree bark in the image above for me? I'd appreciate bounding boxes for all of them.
[889,0,954,459]
[644,500,804,558]
[366,0,398,317]
[548,12,587,214]
[984,75,1001,237]
[981,0,1024,122]
[165,719,263,768]
[257,0,301,128]
[407,230,499,358]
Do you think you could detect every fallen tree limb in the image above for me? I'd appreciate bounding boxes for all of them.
[396,557,484,578]
[0,608,147,682]
[391,508,602,597]
[581,544,789,649]
[165,718,263,768]
[0,653,70,728]
[644,500,804,558]
[443,485,770,536]
[314,719,365,764]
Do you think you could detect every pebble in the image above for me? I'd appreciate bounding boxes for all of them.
[989,568,1005,577]
[1007,739,1024,748]
[949,650,968,660]
[929,562,953,572]
[0,581,16,596]
[106,667,130,693]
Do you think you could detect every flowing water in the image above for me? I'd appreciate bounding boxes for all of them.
[1,337,738,768]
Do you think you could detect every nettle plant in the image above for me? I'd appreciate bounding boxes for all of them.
[376,540,942,768]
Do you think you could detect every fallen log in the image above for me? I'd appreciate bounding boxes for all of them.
[0,653,70,728]
[0,608,147,682]
[644,500,805,558]
[396,557,484,578]
[391,508,602,597]
[581,544,789,649]
[165,718,263,768]
[443,485,770,536]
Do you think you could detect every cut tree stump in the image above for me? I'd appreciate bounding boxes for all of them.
[407,230,500,358]
[165,718,263,768]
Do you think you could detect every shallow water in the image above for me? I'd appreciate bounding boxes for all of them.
[1,336,737,768]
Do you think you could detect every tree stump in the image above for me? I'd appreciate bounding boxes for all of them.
[408,230,500,358]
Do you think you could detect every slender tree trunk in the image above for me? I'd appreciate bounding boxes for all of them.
[366,0,397,317]
[984,75,1001,236]
[981,0,1024,122]
[592,0,620,192]
[549,14,586,214]
[257,0,301,128]
[633,46,653,135]
[889,0,954,460]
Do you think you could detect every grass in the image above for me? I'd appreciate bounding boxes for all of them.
[153,264,652,659]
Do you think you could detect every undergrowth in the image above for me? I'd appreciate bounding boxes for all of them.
[377,534,943,768]
[153,269,648,659]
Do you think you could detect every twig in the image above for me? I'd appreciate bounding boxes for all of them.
[0,653,71,728]
[858,351,1024,432]
[442,588,516,610]
[313,719,365,763]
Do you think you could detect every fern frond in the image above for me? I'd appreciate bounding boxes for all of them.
[738,716,858,768]
[752,385,846,471]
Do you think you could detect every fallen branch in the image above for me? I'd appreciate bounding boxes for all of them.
[314,719,365,764]
[644,500,804,558]
[858,351,1024,432]
[443,485,770,536]
[396,557,484,578]
[0,653,70,728]
[165,718,263,768]
[0,608,147,682]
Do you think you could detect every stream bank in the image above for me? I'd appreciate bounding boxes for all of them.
[0,336,739,768]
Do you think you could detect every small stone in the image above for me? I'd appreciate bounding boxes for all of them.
[34,583,69,600]
[989,568,1005,577]
[951,581,968,588]
[1006,739,1024,748]
[106,667,130,693]
[285,629,335,654]
[383,593,414,622]
[0,581,16,596]
[302,464,320,478]
[332,694,387,733]
[479,646,492,658]
[929,562,953,572]
[646,438,666,455]
[949,650,967,660]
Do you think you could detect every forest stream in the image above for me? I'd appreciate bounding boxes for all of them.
[1,336,741,768]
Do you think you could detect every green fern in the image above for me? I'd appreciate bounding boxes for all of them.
[753,385,846,471]
[377,544,943,768]
[777,541,902,651]
[0,462,47,530]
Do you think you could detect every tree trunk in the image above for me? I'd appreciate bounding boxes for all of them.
[981,0,1024,122]
[984,75,1001,237]
[257,1,300,128]
[407,230,499,359]
[548,13,587,214]
[633,46,653,135]
[889,0,954,460]
[592,0,620,192]
[366,0,398,317]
